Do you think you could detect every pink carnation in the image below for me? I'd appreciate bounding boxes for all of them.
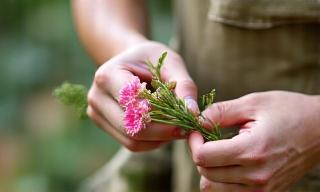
[119,76,151,136]
[119,76,142,107]
[124,99,151,136]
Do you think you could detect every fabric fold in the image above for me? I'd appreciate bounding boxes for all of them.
[209,0,320,29]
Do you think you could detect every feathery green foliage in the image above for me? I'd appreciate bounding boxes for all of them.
[141,52,222,141]
[200,89,216,111]
[53,82,88,119]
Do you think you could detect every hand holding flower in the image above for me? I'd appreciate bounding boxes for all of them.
[54,42,222,151]
[86,41,199,151]
[188,91,320,191]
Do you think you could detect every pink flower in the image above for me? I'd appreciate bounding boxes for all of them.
[119,76,142,107]
[119,76,151,136]
[124,99,151,136]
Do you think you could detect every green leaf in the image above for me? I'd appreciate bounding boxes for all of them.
[157,51,167,70]
[156,52,167,79]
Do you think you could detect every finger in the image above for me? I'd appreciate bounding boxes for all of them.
[88,85,186,141]
[87,105,129,144]
[198,166,248,185]
[200,177,255,192]
[188,131,204,156]
[175,79,199,115]
[94,59,152,101]
[136,123,187,140]
[88,84,125,131]
[87,105,165,152]
[199,166,271,187]
[160,54,199,115]
[188,132,250,167]
[202,97,255,128]
[97,53,200,115]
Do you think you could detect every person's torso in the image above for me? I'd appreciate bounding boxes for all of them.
[174,0,320,100]
[173,0,320,191]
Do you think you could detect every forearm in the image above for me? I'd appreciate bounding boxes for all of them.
[72,0,149,65]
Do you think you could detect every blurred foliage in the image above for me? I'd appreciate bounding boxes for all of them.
[0,0,173,191]
[53,82,88,119]
[147,0,173,44]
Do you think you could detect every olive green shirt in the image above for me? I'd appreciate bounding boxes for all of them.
[173,0,320,191]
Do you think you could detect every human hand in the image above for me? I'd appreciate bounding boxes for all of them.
[188,91,320,191]
[87,41,199,152]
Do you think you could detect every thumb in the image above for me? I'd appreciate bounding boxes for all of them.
[202,97,254,128]
[172,77,200,115]
[160,55,199,115]
[175,78,199,115]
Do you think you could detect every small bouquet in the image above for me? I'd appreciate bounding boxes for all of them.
[54,52,222,141]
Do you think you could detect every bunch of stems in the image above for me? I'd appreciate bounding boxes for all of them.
[140,52,222,141]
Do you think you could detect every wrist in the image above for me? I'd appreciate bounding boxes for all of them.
[95,32,148,65]
[122,32,149,50]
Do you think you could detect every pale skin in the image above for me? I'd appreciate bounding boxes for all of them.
[72,0,199,151]
[189,91,320,191]
[72,0,320,191]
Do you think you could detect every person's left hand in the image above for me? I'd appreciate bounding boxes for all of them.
[188,91,320,192]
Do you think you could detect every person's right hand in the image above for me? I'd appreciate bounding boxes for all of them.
[87,41,199,152]
[188,91,320,191]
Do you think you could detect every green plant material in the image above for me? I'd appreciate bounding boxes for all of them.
[141,52,222,141]
[199,89,216,111]
[53,53,221,141]
[53,82,88,119]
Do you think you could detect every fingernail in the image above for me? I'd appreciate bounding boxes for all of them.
[184,97,200,115]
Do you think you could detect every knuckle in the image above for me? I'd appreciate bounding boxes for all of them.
[180,79,197,92]
[240,152,267,165]
[248,172,271,186]
[252,153,266,164]
[171,52,184,63]
[197,167,209,178]
[214,102,229,123]
[193,150,206,167]
[242,92,264,106]
[244,92,260,100]
[86,106,95,119]
[240,139,269,165]
[87,89,97,107]
[94,68,110,88]
[200,177,212,192]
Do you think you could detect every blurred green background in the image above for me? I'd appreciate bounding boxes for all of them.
[0,0,172,191]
